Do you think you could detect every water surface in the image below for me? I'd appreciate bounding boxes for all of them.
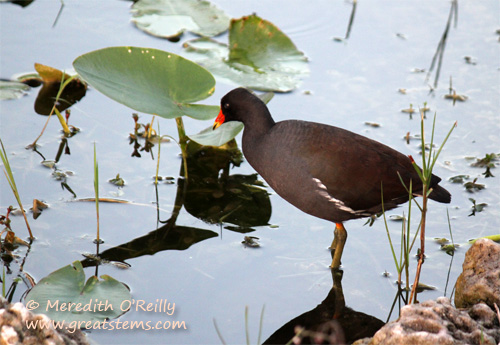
[1,1,499,344]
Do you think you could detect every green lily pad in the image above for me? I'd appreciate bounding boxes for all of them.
[25,261,131,323]
[131,0,230,40]
[0,80,30,100]
[184,14,309,92]
[189,121,244,147]
[73,46,218,120]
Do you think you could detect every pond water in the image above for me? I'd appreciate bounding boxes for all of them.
[1,1,499,344]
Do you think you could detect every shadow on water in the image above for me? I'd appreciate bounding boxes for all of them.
[3,0,34,8]
[13,67,88,115]
[426,0,458,90]
[82,139,272,267]
[183,140,272,229]
[264,270,385,344]
[80,219,218,268]
[34,77,86,116]
[333,0,357,42]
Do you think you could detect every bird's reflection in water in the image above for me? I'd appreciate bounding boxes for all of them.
[264,270,384,345]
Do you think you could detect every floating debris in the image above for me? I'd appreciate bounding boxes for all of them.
[464,178,485,193]
[471,153,499,177]
[419,142,436,152]
[434,237,450,245]
[471,153,498,167]
[403,132,421,144]
[468,198,487,216]
[463,56,477,65]
[2,230,29,247]
[51,170,67,181]
[31,199,48,220]
[448,174,470,184]
[445,77,467,104]
[444,91,467,103]
[389,214,405,221]
[401,104,416,118]
[109,173,125,187]
[420,102,430,114]
[441,243,459,255]
[411,68,426,73]
[154,176,176,184]
[470,153,498,177]
[41,160,56,169]
[415,282,437,292]
[242,236,260,248]
[404,132,411,144]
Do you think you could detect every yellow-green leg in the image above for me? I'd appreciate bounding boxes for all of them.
[329,223,348,270]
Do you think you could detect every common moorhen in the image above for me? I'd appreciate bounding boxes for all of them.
[213,88,451,269]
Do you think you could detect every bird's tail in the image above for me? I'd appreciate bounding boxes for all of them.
[429,184,451,204]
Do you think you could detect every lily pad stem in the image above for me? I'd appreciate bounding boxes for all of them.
[175,117,189,180]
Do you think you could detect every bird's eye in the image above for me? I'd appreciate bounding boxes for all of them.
[223,103,230,109]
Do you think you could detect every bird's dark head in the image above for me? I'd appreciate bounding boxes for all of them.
[213,88,270,130]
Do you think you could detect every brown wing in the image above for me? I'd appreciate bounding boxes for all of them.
[280,121,425,212]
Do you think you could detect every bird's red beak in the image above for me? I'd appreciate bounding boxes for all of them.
[213,109,225,130]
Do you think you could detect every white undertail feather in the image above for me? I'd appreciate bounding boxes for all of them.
[312,178,372,217]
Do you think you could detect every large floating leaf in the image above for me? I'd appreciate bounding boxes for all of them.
[0,80,30,100]
[131,0,231,41]
[189,122,244,147]
[25,261,131,323]
[184,14,309,92]
[73,46,218,120]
